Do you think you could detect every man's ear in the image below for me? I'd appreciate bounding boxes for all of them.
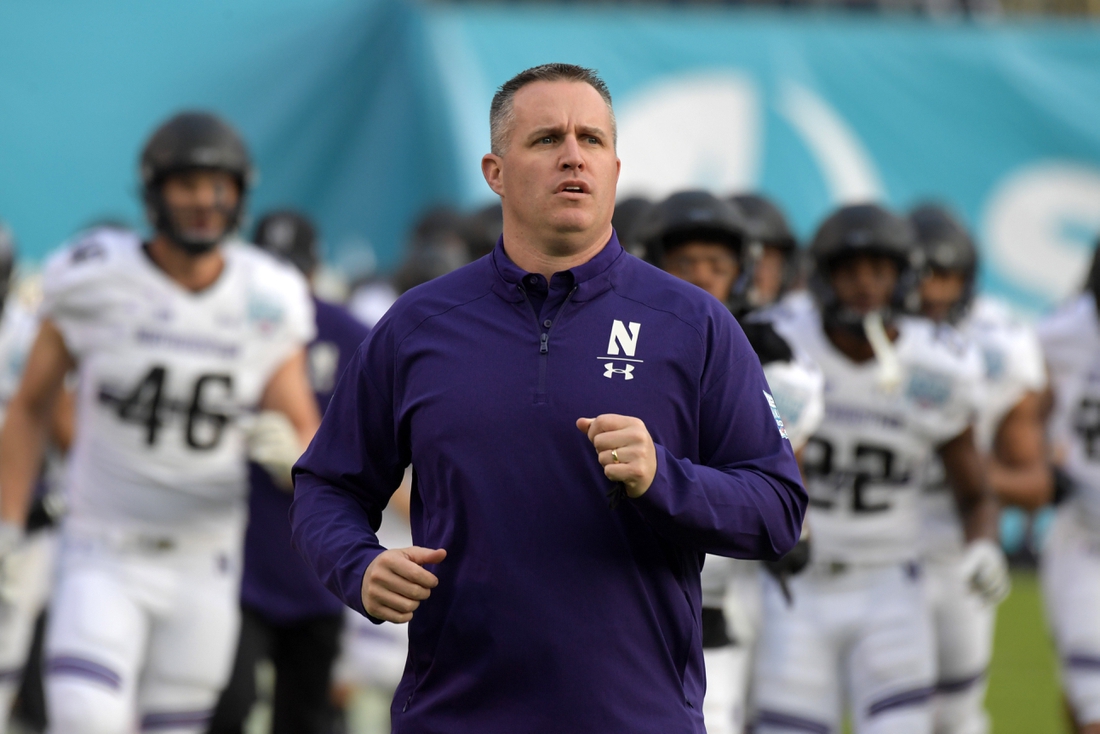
[482,154,504,197]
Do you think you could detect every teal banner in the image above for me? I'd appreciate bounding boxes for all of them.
[3,2,1100,312]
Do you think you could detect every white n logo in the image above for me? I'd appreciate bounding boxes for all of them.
[607,320,641,357]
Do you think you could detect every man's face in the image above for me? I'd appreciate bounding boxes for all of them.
[752,244,787,307]
[829,253,899,315]
[663,241,740,303]
[919,268,967,323]
[159,169,240,244]
[483,81,620,250]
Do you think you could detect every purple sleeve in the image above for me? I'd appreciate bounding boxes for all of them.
[290,333,404,617]
[631,327,807,561]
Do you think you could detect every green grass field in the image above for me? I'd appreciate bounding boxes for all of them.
[988,570,1069,734]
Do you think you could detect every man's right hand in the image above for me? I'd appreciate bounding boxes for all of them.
[361,546,447,623]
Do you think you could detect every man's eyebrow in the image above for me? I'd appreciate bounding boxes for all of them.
[577,126,609,138]
[526,125,610,140]
[528,125,566,140]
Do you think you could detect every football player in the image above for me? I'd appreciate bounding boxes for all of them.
[1038,238,1100,734]
[643,190,823,734]
[206,210,369,734]
[0,220,63,732]
[730,193,801,310]
[752,203,1004,734]
[910,204,1050,734]
[0,112,320,734]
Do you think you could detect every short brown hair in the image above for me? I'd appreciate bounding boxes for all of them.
[489,63,616,156]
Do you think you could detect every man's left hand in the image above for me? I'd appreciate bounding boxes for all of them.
[576,415,657,498]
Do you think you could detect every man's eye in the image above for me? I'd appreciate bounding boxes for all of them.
[539,136,554,144]
[586,136,601,145]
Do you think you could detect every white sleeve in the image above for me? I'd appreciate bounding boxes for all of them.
[38,239,113,360]
[249,260,316,382]
[763,357,825,452]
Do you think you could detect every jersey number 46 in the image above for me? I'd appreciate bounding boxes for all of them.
[98,365,233,450]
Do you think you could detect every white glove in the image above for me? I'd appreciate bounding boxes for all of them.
[960,538,1010,605]
[0,521,25,606]
[247,411,303,492]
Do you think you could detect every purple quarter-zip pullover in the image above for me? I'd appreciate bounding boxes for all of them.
[291,234,806,734]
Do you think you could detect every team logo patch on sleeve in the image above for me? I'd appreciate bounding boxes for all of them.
[764,391,789,440]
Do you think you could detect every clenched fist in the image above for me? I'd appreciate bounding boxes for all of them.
[576,414,658,498]
[361,546,447,623]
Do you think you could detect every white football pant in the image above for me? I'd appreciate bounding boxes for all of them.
[1041,506,1100,727]
[752,563,935,734]
[924,555,994,734]
[44,521,241,734]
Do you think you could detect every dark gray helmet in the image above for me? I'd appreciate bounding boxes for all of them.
[731,193,796,252]
[1087,235,1100,314]
[642,191,754,314]
[611,197,653,261]
[809,203,918,332]
[731,192,799,303]
[0,221,15,318]
[252,210,318,277]
[909,203,978,323]
[393,206,471,294]
[140,111,253,254]
[460,202,503,261]
[642,190,747,264]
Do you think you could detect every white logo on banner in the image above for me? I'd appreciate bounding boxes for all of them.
[776,80,884,204]
[982,162,1100,311]
[616,71,761,198]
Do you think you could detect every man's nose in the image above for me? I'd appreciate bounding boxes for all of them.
[559,135,585,171]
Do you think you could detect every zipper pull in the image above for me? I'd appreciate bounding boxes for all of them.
[540,332,549,354]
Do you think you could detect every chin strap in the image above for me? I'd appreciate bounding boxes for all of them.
[862,311,902,392]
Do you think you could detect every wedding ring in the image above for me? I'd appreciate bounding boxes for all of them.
[611,448,620,463]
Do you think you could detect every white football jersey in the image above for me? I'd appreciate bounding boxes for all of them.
[772,305,982,565]
[1040,293,1100,535]
[41,228,314,534]
[921,296,1047,557]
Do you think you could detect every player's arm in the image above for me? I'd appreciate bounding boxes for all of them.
[940,425,997,543]
[250,348,322,489]
[0,320,74,525]
[939,425,1010,603]
[987,390,1053,511]
[259,347,321,447]
[49,386,77,454]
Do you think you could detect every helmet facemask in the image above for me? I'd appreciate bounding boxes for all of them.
[146,169,245,255]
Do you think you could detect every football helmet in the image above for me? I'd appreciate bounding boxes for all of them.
[140,111,253,254]
[730,192,799,305]
[252,210,319,277]
[642,191,752,311]
[909,203,978,323]
[809,203,918,334]
[611,196,653,261]
[0,220,15,318]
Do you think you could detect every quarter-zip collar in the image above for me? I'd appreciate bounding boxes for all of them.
[490,230,625,305]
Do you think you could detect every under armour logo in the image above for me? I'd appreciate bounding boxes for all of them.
[604,363,635,380]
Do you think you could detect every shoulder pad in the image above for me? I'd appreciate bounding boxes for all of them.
[740,320,794,365]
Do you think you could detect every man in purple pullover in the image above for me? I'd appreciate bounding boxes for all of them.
[290,63,807,734]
